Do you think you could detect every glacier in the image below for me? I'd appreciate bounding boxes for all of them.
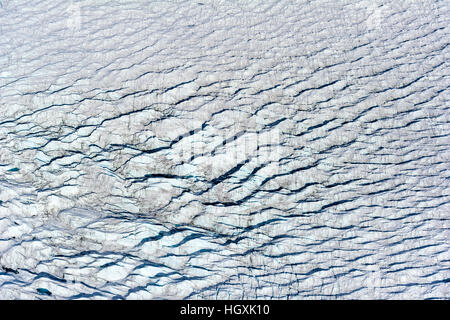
[0,0,449,299]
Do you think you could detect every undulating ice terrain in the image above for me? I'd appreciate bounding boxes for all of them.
[0,0,449,299]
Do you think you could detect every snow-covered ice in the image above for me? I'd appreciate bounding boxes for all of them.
[0,0,449,299]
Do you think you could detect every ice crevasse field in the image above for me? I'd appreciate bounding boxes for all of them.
[0,0,449,299]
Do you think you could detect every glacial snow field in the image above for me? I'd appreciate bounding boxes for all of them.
[0,0,449,299]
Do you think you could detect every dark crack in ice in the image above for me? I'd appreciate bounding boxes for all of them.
[0,0,449,299]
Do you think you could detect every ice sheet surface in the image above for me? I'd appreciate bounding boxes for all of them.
[0,0,449,299]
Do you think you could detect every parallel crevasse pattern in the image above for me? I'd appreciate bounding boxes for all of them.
[0,0,449,299]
